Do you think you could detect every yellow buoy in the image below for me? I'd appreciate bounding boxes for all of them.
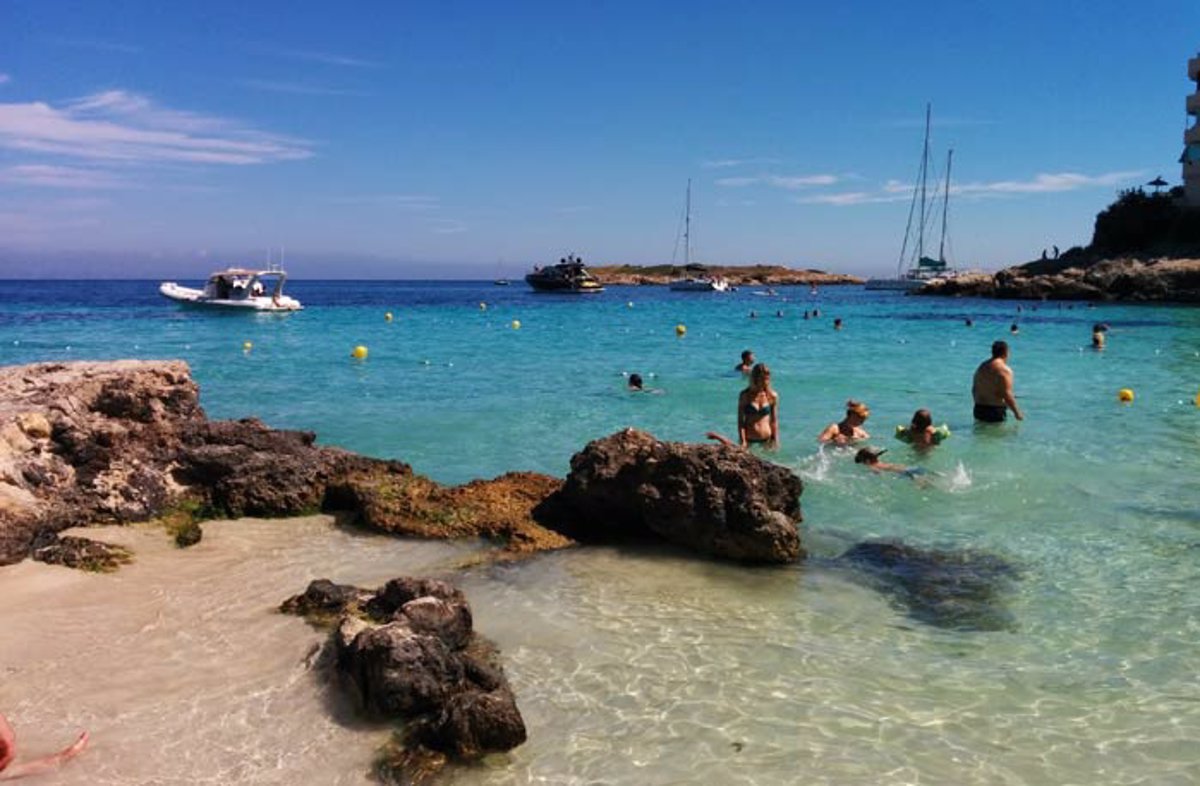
[1117,388,1134,403]
[511,320,521,330]
[384,312,393,322]
[675,324,686,337]
[242,341,253,352]
[1194,390,1200,407]
[351,345,369,360]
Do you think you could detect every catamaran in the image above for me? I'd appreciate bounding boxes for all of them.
[866,105,961,291]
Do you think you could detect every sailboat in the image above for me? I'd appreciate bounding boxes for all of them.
[669,179,730,292]
[866,105,960,291]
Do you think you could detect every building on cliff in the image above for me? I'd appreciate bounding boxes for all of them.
[1183,49,1200,206]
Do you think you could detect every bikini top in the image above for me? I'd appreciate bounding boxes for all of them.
[743,401,773,419]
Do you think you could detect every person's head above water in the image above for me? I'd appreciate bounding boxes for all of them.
[911,408,932,430]
[854,446,886,464]
[845,399,870,423]
[741,349,754,364]
[992,340,1009,359]
[749,363,771,390]
[628,373,644,390]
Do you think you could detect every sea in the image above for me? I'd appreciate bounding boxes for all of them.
[1,279,1198,785]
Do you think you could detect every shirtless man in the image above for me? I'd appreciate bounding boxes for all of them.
[972,340,1023,422]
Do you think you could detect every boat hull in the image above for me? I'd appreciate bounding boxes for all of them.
[159,283,303,311]
[864,277,926,291]
[669,278,729,292]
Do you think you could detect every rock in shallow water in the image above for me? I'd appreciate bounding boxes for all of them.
[537,428,804,563]
[838,539,1020,631]
[280,576,526,782]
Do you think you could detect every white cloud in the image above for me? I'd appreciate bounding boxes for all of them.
[239,79,367,97]
[954,170,1144,195]
[796,192,909,206]
[428,219,466,234]
[0,164,132,189]
[798,170,1144,207]
[702,157,781,169]
[716,173,838,189]
[327,194,439,210]
[46,37,141,54]
[0,89,313,166]
[267,48,382,69]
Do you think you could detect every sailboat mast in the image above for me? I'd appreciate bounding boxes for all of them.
[938,149,953,263]
[917,103,931,259]
[684,178,692,267]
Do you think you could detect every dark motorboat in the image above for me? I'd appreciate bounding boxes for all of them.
[524,254,605,293]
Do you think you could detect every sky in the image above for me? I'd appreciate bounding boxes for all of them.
[0,0,1197,279]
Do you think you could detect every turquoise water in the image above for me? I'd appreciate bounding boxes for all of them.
[2,280,1200,782]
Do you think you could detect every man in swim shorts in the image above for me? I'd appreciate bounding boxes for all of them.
[972,340,1023,422]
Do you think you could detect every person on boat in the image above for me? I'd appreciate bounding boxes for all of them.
[855,447,926,480]
[973,340,1023,422]
[706,363,779,449]
[818,400,870,445]
[735,350,755,375]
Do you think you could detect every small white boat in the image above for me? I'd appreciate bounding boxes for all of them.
[159,264,302,311]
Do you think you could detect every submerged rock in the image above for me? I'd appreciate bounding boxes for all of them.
[282,576,526,782]
[30,532,133,572]
[838,539,1019,631]
[539,428,804,563]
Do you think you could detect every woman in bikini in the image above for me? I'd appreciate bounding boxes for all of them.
[707,363,779,449]
[817,400,870,445]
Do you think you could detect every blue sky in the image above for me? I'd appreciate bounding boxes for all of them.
[0,0,1197,278]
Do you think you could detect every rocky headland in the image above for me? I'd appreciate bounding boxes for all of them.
[917,188,1200,301]
[589,264,863,287]
[917,256,1200,301]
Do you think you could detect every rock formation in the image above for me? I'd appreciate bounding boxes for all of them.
[539,428,804,563]
[1,362,805,568]
[281,577,526,782]
[917,257,1200,302]
[0,361,568,566]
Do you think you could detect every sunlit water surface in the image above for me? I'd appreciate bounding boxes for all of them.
[1,280,1199,783]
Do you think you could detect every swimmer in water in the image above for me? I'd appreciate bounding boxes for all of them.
[855,446,927,479]
[706,362,778,449]
[627,373,645,391]
[1091,322,1107,350]
[833,318,843,330]
[902,408,940,449]
[1010,323,1019,335]
[818,400,870,445]
[735,350,755,374]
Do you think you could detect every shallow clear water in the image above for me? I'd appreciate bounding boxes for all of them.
[1,280,1199,783]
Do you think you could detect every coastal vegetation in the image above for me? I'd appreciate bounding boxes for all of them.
[918,187,1200,300]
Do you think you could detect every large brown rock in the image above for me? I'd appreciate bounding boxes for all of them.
[282,576,527,781]
[539,428,804,563]
[0,361,572,566]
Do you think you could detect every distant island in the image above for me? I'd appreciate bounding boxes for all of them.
[588,264,864,287]
[919,187,1200,302]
